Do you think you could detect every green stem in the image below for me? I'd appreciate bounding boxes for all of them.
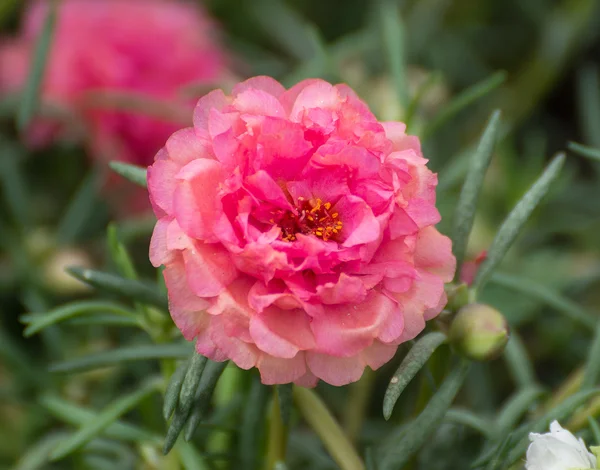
[294,387,365,470]
[343,369,375,443]
[265,387,288,470]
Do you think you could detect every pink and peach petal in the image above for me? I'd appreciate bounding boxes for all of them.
[249,308,315,358]
[361,341,398,369]
[183,242,238,297]
[173,158,224,241]
[165,127,214,166]
[414,227,456,281]
[294,370,319,388]
[310,291,398,357]
[147,157,179,215]
[233,89,286,117]
[232,76,287,99]
[315,273,368,305]
[306,352,366,386]
[257,352,307,385]
[163,261,210,341]
[336,195,381,247]
[149,217,174,267]
[193,89,231,131]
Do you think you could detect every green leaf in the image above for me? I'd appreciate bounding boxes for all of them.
[502,333,537,389]
[483,435,513,470]
[0,140,30,227]
[378,359,470,470]
[66,267,168,310]
[422,71,506,140]
[21,300,138,337]
[108,161,148,188]
[39,394,160,444]
[277,383,293,426]
[162,404,193,456]
[17,0,56,131]
[495,386,545,435]
[56,171,100,245]
[177,440,211,470]
[179,353,209,412]
[452,110,501,273]
[568,141,600,162]
[107,223,137,280]
[576,65,600,149]
[294,387,365,470]
[444,408,494,438]
[164,361,190,420]
[587,417,600,444]
[50,378,161,460]
[383,332,447,420]
[473,153,566,292]
[582,321,600,390]
[49,343,192,373]
[248,0,319,62]
[505,388,600,466]
[379,0,409,110]
[239,377,270,470]
[184,360,229,442]
[12,432,68,470]
[491,272,596,331]
[60,314,140,328]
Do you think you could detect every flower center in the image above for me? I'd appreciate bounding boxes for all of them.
[271,197,342,242]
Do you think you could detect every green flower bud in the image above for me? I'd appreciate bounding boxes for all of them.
[448,303,509,361]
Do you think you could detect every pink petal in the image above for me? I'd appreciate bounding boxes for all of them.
[249,307,315,358]
[315,273,367,305]
[280,78,327,115]
[306,352,365,386]
[414,227,456,281]
[233,89,286,117]
[232,76,287,100]
[209,316,259,370]
[165,127,213,166]
[310,290,399,357]
[148,155,179,215]
[257,352,307,385]
[360,340,398,369]
[289,80,340,122]
[252,117,313,179]
[248,280,302,312]
[173,158,224,242]
[149,216,174,267]
[163,260,210,341]
[294,370,319,388]
[391,269,446,342]
[244,170,294,210]
[388,207,419,239]
[183,241,238,297]
[193,89,231,132]
[404,198,441,229]
[335,195,380,247]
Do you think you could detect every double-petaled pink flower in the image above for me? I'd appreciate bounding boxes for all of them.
[0,0,226,171]
[148,76,455,386]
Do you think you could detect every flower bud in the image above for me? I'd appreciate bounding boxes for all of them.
[448,303,509,361]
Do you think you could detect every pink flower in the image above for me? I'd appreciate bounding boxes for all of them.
[148,76,456,386]
[0,0,226,169]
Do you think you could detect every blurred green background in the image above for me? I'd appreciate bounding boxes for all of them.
[1,0,600,469]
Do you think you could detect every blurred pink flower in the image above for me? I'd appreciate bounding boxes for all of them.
[148,76,456,386]
[0,0,226,169]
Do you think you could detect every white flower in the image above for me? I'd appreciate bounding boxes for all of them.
[526,420,597,470]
